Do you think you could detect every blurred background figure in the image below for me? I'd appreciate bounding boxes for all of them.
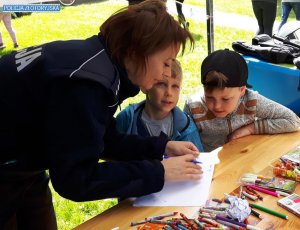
[175,0,189,29]
[278,0,300,32]
[251,0,277,36]
[0,12,18,49]
[126,0,187,28]
[127,0,144,5]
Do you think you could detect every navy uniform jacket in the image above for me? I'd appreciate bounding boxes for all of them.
[0,35,168,201]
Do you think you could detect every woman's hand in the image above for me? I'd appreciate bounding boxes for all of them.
[165,141,199,157]
[161,154,203,181]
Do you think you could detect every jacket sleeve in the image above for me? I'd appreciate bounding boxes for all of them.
[179,116,204,152]
[46,79,165,202]
[255,93,300,134]
[115,106,132,134]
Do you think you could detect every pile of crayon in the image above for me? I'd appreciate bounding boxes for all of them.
[240,185,264,201]
[132,212,200,230]
[131,204,262,230]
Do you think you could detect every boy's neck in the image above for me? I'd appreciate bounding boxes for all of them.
[143,103,171,120]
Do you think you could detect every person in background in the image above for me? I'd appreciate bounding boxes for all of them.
[184,49,300,152]
[127,0,188,28]
[116,59,204,152]
[0,1,202,229]
[278,0,300,32]
[251,0,277,36]
[0,12,18,49]
[176,0,189,29]
[127,0,144,5]
[127,0,166,5]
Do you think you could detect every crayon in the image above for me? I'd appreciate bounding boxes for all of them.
[204,206,227,211]
[163,225,173,230]
[216,215,261,230]
[249,203,288,219]
[145,211,178,221]
[246,187,263,200]
[216,219,245,230]
[239,185,244,198]
[242,178,262,184]
[199,217,220,228]
[177,224,189,230]
[243,173,272,180]
[179,213,198,230]
[276,191,290,197]
[242,191,258,201]
[212,198,223,203]
[193,219,205,228]
[171,224,181,230]
[251,209,263,219]
[198,213,216,219]
[130,219,147,226]
[200,208,227,215]
[149,219,171,224]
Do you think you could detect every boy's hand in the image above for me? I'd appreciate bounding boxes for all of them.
[165,141,199,157]
[161,154,203,181]
[228,123,255,141]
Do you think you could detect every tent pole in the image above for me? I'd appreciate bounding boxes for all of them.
[206,0,214,54]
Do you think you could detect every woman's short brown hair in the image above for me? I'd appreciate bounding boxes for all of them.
[100,0,194,73]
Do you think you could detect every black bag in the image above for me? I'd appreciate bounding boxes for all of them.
[232,41,296,64]
[232,34,300,66]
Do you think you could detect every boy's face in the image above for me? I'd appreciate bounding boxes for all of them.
[204,86,246,118]
[146,75,181,115]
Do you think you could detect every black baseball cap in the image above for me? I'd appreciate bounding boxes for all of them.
[201,49,251,88]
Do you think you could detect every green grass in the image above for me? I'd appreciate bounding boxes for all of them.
[0,0,276,229]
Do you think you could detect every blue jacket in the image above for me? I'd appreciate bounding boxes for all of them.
[0,35,168,201]
[116,101,204,152]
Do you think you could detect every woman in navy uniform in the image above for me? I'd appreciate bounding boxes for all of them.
[0,1,202,229]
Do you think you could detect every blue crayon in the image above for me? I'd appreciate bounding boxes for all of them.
[177,224,189,230]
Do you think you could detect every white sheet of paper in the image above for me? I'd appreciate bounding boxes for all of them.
[133,149,221,207]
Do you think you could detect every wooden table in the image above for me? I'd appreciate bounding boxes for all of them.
[75,132,300,229]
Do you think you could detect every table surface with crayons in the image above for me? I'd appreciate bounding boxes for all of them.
[74,132,300,230]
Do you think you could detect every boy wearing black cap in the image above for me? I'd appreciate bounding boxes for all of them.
[184,49,300,152]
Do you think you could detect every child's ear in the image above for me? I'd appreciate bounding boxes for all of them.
[240,86,246,96]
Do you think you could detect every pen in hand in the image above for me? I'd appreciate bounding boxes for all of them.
[163,155,202,164]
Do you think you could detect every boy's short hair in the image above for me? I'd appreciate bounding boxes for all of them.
[171,59,183,81]
[201,49,250,90]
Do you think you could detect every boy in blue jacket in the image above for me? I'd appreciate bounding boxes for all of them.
[116,60,204,151]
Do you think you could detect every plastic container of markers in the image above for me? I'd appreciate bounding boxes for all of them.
[271,159,300,182]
